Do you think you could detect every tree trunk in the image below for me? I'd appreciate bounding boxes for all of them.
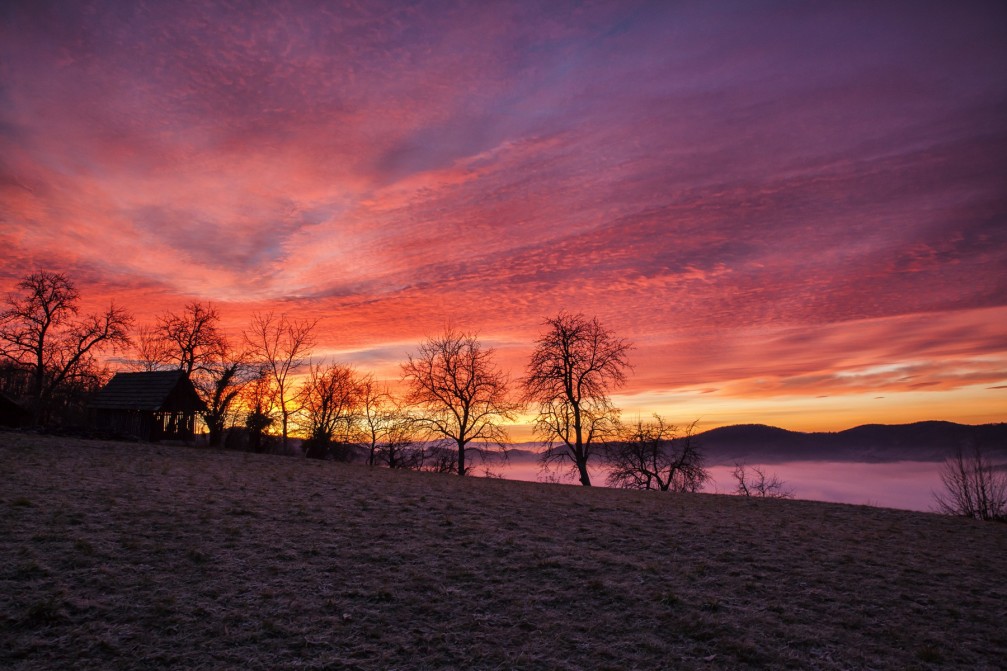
[573,419,591,486]
[31,366,46,427]
[457,440,466,476]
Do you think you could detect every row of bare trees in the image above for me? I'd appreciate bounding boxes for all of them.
[0,271,814,498]
[1,271,704,487]
[6,271,999,516]
[136,307,321,451]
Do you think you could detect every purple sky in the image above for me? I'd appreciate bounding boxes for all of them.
[2,1,1005,431]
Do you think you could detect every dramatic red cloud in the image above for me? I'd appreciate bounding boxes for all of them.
[1,1,1005,433]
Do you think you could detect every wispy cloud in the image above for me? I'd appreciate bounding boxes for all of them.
[1,0,1005,427]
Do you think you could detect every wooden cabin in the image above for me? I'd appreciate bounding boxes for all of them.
[0,391,31,428]
[90,370,206,441]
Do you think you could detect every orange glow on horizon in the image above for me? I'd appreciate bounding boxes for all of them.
[2,2,1005,438]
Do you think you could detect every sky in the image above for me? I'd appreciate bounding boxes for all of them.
[1,0,1005,435]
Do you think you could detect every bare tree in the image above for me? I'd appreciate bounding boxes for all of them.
[156,302,226,376]
[244,312,316,450]
[606,416,708,492]
[357,375,387,466]
[420,443,463,474]
[733,463,794,499]
[198,344,256,447]
[352,376,427,469]
[402,329,518,476]
[0,271,132,425]
[132,324,171,371]
[378,414,425,470]
[355,376,394,463]
[933,443,1007,521]
[300,362,362,458]
[240,367,278,453]
[523,312,631,486]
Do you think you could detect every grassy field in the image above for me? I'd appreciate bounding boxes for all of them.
[2,433,1005,670]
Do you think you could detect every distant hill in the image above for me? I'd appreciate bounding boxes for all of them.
[697,421,1007,464]
[483,421,1007,465]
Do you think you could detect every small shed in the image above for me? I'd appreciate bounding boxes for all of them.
[90,370,207,441]
[0,391,31,428]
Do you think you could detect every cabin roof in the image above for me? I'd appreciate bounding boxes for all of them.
[0,391,31,424]
[0,391,27,409]
[90,370,206,412]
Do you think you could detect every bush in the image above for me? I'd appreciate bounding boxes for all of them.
[933,443,1006,521]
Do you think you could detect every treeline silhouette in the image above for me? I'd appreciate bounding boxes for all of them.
[4,270,1001,518]
[0,270,706,489]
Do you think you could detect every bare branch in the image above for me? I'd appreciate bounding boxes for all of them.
[130,325,173,372]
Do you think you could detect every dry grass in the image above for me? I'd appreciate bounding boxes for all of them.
[2,432,1005,670]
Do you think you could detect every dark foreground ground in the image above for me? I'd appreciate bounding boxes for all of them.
[2,433,1005,670]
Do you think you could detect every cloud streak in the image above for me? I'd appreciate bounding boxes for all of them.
[1,0,1005,429]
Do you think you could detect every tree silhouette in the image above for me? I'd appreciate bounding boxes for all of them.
[240,369,277,453]
[0,271,132,426]
[380,420,425,469]
[156,302,226,376]
[733,463,794,499]
[245,312,316,451]
[133,324,171,371]
[352,376,428,469]
[300,362,361,458]
[199,345,256,447]
[606,417,708,492]
[933,443,1006,521]
[523,312,631,486]
[402,329,518,476]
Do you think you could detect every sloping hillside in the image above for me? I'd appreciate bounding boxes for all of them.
[2,432,1005,670]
